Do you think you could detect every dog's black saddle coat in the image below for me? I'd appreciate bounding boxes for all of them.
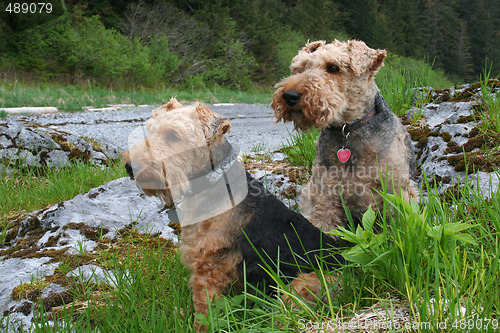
[236,172,344,293]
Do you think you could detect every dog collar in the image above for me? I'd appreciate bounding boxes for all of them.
[329,94,382,163]
[340,94,381,133]
[167,143,239,221]
[206,144,239,184]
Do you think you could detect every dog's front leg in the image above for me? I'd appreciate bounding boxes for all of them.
[190,256,238,332]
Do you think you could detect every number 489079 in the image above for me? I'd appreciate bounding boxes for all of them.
[5,3,53,14]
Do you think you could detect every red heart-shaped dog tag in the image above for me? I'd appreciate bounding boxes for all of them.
[337,148,351,163]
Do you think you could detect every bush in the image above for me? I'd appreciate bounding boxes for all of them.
[146,35,180,84]
[11,12,180,87]
[203,39,256,90]
[65,15,133,80]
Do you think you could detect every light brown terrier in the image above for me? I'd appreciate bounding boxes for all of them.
[272,40,419,233]
[124,99,343,331]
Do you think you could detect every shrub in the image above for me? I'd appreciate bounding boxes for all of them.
[11,12,180,87]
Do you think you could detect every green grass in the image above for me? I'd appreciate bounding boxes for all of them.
[474,67,500,148]
[377,54,454,115]
[330,174,499,332]
[280,128,320,172]
[0,81,272,112]
[0,161,126,228]
[2,172,498,332]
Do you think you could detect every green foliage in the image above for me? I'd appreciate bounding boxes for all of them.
[10,11,180,87]
[203,39,255,90]
[64,15,134,79]
[330,196,477,282]
[1,0,499,86]
[274,29,309,79]
[377,53,453,115]
[280,128,320,172]
[146,35,180,84]
[328,173,499,330]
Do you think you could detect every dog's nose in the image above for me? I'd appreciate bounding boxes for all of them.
[125,161,135,179]
[282,90,302,106]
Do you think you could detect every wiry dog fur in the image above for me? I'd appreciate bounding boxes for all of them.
[272,40,419,233]
[124,99,343,331]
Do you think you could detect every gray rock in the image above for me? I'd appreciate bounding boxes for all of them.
[16,127,58,150]
[11,177,177,248]
[10,103,295,154]
[0,134,12,148]
[0,177,178,331]
[407,98,499,197]
[41,283,67,299]
[0,257,56,330]
[0,119,119,170]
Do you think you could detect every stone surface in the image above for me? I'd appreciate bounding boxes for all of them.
[0,257,55,330]
[67,264,130,287]
[405,85,499,197]
[9,177,178,248]
[0,177,178,331]
[10,103,295,154]
[0,119,119,170]
[0,107,58,115]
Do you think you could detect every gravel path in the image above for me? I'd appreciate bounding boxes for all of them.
[11,103,296,153]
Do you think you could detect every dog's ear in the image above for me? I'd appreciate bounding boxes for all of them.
[152,97,183,117]
[195,103,231,142]
[302,40,326,53]
[347,40,386,76]
[163,97,183,111]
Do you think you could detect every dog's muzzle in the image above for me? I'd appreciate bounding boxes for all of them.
[282,90,302,106]
[125,161,135,179]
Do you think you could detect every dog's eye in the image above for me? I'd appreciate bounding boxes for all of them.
[166,132,180,142]
[326,64,340,74]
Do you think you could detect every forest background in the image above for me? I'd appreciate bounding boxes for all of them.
[1,0,499,90]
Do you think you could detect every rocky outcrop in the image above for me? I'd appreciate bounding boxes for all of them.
[0,120,119,173]
[404,78,500,196]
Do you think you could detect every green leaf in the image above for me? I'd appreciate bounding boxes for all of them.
[427,225,443,240]
[342,245,373,266]
[329,227,358,244]
[451,233,477,245]
[443,223,477,236]
[362,205,376,231]
[363,230,374,239]
[369,233,385,247]
[356,225,364,240]
[194,313,209,325]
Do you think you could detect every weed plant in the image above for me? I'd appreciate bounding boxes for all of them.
[280,128,320,172]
